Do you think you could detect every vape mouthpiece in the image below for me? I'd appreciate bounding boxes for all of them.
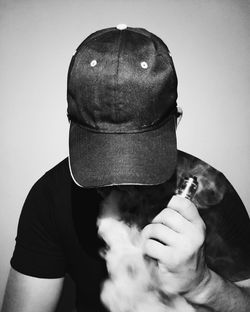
[176,176,198,201]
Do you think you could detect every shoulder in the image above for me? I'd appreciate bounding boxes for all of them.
[19,157,70,215]
[20,157,71,220]
[43,157,70,185]
[31,158,71,195]
[176,150,248,209]
[177,150,228,209]
[177,150,222,176]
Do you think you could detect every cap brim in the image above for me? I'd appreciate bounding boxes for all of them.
[69,116,177,187]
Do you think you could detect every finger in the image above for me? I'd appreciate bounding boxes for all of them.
[142,223,179,246]
[152,208,189,232]
[143,238,171,263]
[167,195,201,223]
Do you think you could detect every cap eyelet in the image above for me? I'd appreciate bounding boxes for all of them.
[140,61,148,69]
[90,60,97,67]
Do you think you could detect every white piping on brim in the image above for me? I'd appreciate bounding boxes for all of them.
[69,158,163,189]
[68,154,84,188]
[68,155,156,187]
[68,156,153,187]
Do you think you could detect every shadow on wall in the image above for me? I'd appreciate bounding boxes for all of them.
[56,275,76,312]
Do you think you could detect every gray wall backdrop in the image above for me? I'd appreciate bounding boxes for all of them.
[0,0,249,307]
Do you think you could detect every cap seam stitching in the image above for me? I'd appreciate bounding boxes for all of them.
[70,111,176,134]
[114,30,123,127]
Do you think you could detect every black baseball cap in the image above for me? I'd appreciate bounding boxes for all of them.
[67,25,178,187]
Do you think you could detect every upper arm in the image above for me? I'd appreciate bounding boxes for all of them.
[1,268,64,312]
[3,175,67,312]
[11,175,66,278]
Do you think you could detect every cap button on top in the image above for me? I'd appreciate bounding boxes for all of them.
[116,24,127,30]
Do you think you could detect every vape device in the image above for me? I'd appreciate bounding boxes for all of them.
[176,176,198,201]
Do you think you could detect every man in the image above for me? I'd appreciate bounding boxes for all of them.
[2,25,250,312]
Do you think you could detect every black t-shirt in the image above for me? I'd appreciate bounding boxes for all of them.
[11,151,250,311]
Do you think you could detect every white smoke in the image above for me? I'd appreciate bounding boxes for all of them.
[97,191,195,312]
[177,158,226,209]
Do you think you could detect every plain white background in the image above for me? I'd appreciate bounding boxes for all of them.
[0,0,249,306]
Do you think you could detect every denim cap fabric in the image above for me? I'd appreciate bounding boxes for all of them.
[67,26,178,187]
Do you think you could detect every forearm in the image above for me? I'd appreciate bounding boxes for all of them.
[184,269,250,312]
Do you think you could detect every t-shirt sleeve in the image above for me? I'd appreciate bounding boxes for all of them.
[200,173,250,282]
[11,174,66,278]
